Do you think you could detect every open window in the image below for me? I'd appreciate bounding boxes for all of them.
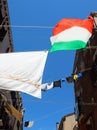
[0,27,7,42]
[0,10,7,42]
[0,10,3,25]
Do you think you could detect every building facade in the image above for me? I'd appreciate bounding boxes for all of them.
[0,0,24,129]
[73,12,97,130]
[57,113,78,130]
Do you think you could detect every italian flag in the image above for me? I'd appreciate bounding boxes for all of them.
[50,16,94,52]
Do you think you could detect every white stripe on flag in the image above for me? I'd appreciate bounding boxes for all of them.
[50,26,91,45]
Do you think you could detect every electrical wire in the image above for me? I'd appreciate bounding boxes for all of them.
[23,99,74,105]
[25,106,73,123]
[0,25,54,29]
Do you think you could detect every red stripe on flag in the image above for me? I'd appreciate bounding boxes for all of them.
[52,18,94,35]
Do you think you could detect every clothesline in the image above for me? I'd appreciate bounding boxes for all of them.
[24,106,73,128]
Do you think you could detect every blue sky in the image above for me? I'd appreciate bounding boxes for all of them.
[7,0,97,130]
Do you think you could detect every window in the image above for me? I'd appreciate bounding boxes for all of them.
[0,10,3,24]
[91,55,97,86]
[75,96,84,120]
[0,27,7,41]
[86,117,93,130]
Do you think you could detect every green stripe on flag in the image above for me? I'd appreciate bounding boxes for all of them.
[50,40,86,52]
